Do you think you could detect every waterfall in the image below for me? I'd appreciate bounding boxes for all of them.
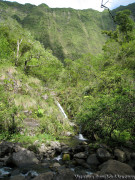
[53,154,62,161]
[55,100,68,119]
[78,133,87,141]
[78,125,87,141]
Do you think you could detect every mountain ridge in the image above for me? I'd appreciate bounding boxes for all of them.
[0,1,135,60]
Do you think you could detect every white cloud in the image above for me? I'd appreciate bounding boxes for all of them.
[6,0,135,11]
[7,0,105,11]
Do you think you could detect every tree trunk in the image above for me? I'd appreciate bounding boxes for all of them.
[15,39,22,66]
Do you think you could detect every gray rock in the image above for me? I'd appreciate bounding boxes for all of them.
[33,172,54,180]
[97,148,112,162]
[50,162,61,171]
[10,175,26,180]
[74,152,87,159]
[75,158,85,165]
[131,153,135,160]
[55,168,75,180]
[128,159,135,170]
[0,142,14,157]
[8,149,39,167]
[87,154,100,166]
[50,141,61,150]
[114,149,126,162]
[98,160,135,175]
[0,156,10,166]
[74,145,86,153]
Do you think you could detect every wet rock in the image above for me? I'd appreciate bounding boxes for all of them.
[0,156,10,166]
[98,160,135,175]
[50,162,61,171]
[131,153,135,159]
[55,168,75,180]
[87,154,100,166]
[0,142,14,157]
[0,162,4,167]
[11,169,20,177]
[74,152,87,159]
[114,149,126,162]
[61,144,69,152]
[7,149,39,167]
[62,154,70,161]
[74,158,85,166]
[73,145,86,154]
[96,148,112,162]
[128,159,135,170]
[0,167,12,179]
[33,172,54,180]
[128,153,135,170]
[10,175,26,180]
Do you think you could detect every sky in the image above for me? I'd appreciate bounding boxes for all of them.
[5,0,135,11]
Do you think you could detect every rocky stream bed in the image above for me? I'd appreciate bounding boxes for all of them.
[0,138,135,180]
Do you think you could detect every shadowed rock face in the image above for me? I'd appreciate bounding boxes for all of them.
[96,148,112,163]
[1,141,135,180]
[33,169,75,180]
[98,160,135,175]
[8,149,39,168]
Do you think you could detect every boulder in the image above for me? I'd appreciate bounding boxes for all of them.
[33,172,54,180]
[87,154,100,167]
[114,149,126,162]
[49,162,61,171]
[55,169,75,180]
[50,141,61,150]
[128,159,135,170]
[98,160,135,175]
[0,142,14,157]
[73,145,86,153]
[96,148,112,162]
[74,152,87,159]
[131,153,135,159]
[62,153,70,161]
[7,149,39,167]
[74,158,85,166]
[10,175,26,180]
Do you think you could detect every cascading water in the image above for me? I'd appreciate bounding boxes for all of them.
[53,154,62,161]
[78,133,87,141]
[77,126,87,141]
[55,100,68,119]
[0,167,12,178]
[55,99,87,141]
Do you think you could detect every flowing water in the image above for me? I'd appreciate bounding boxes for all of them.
[53,154,62,161]
[55,100,68,119]
[78,134,87,141]
[0,100,91,179]
[0,167,12,179]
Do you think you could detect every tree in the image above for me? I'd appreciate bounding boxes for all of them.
[102,10,134,43]
[115,10,134,42]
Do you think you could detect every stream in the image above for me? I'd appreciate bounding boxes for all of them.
[0,133,92,179]
[0,101,92,179]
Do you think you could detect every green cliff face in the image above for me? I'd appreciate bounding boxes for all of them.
[1,1,135,60]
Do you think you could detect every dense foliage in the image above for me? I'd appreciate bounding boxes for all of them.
[0,0,135,147]
[57,10,135,144]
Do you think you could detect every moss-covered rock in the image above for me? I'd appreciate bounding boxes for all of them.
[62,153,70,161]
